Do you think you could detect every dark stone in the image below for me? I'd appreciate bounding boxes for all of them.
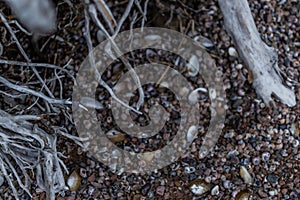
[266,174,278,184]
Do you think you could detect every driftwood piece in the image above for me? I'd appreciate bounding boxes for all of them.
[218,0,296,107]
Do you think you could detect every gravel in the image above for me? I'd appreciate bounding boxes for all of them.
[0,0,299,199]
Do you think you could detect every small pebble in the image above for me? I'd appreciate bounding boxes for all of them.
[266,174,278,184]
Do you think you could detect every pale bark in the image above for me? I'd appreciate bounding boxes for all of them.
[218,0,296,107]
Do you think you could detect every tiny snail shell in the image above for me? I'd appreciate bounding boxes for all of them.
[67,170,81,191]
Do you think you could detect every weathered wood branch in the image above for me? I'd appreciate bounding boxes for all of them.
[218,0,296,107]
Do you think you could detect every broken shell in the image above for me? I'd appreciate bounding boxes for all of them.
[211,185,219,196]
[67,171,81,191]
[239,166,253,184]
[187,55,199,76]
[235,190,251,200]
[194,35,214,48]
[187,125,198,143]
[228,47,238,58]
[188,88,208,105]
[189,179,212,196]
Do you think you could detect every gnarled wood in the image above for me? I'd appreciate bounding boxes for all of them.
[218,0,296,107]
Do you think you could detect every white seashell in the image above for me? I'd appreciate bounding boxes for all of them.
[228,47,238,58]
[80,97,103,110]
[211,185,219,196]
[236,64,243,70]
[188,88,208,105]
[67,171,81,191]
[239,166,253,184]
[189,180,212,195]
[194,35,214,48]
[160,81,169,88]
[187,125,198,143]
[187,55,199,76]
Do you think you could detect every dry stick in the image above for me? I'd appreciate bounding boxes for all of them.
[112,0,134,38]
[218,0,296,107]
[93,0,117,33]
[141,0,150,31]
[89,4,145,110]
[134,0,144,17]
[0,76,72,105]
[54,69,63,99]
[0,59,76,84]
[8,19,32,35]
[2,154,32,197]
[0,11,55,100]
[84,9,142,114]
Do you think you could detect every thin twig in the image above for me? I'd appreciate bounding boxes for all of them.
[0,11,55,100]
[88,5,145,110]
[0,76,72,105]
[0,59,76,84]
[141,0,149,31]
[113,0,134,38]
[93,0,117,33]
[84,9,142,114]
